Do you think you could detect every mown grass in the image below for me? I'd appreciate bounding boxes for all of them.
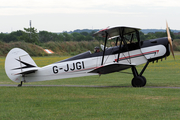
[1,87,180,119]
[1,53,180,119]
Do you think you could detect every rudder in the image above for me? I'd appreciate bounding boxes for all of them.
[5,48,38,83]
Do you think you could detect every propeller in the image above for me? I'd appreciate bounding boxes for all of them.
[166,21,175,59]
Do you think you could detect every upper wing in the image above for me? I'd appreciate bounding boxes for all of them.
[94,26,141,38]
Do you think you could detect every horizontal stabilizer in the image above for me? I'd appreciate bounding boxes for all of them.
[15,67,39,75]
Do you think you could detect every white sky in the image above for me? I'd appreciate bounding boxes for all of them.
[0,0,180,33]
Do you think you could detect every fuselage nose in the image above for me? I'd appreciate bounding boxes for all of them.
[141,37,170,60]
[156,37,170,56]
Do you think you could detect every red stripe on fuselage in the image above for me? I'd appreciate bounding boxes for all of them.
[114,50,159,62]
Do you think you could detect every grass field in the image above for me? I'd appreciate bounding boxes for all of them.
[1,53,180,119]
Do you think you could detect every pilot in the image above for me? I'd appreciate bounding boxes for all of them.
[94,46,100,53]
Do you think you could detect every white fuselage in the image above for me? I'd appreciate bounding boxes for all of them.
[21,44,166,83]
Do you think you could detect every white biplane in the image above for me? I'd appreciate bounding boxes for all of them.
[5,22,174,87]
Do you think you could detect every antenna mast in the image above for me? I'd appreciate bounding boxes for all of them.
[29,20,32,39]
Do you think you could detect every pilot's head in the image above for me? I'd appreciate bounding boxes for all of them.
[94,46,100,53]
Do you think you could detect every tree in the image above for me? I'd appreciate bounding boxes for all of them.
[85,35,93,41]
[0,33,4,41]
[39,31,50,42]
[154,32,166,38]
[175,34,180,39]
[62,32,72,41]
[139,31,146,41]
[23,27,39,44]
[11,30,26,42]
[58,33,65,41]
[80,32,88,36]
[145,33,156,40]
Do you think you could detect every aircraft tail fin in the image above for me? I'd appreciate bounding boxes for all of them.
[5,48,38,83]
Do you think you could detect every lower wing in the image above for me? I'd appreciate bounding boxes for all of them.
[89,63,135,74]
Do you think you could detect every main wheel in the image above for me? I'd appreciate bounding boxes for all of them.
[131,76,146,87]
[140,76,147,87]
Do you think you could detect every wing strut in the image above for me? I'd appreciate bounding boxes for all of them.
[130,34,134,43]
[115,37,119,46]
[116,28,124,63]
[101,32,108,65]
[117,39,123,63]
[116,28,132,64]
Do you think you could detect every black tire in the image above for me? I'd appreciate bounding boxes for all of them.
[131,76,144,87]
[131,77,136,87]
[140,76,147,87]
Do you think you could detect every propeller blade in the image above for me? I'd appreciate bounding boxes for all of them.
[166,21,175,59]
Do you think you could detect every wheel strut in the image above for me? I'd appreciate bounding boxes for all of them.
[18,81,23,87]
[139,61,149,76]
[131,61,149,87]
[17,75,25,87]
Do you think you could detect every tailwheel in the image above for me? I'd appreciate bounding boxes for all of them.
[17,81,23,87]
[131,76,146,87]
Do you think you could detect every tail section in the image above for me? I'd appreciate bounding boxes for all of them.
[5,48,38,83]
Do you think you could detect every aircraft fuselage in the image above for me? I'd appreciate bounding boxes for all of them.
[19,37,170,83]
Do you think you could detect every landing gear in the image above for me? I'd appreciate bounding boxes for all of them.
[17,75,25,87]
[18,81,23,87]
[131,61,149,87]
[131,76,146,87]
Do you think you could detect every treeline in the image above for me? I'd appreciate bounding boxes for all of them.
[0,27,98,45]
[39,31,96,42]
[139,31,180,40]
[0,27,180,45]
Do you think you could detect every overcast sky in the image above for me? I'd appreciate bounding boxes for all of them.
[0,0,180,33]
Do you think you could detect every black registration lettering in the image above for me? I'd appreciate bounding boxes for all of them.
[76,62,81,70]
[64,64,69,72]
[53,61,85,73]
[70,63,75,71]
[53,66,58,74]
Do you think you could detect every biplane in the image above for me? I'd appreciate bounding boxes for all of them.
[5,22,174,87]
